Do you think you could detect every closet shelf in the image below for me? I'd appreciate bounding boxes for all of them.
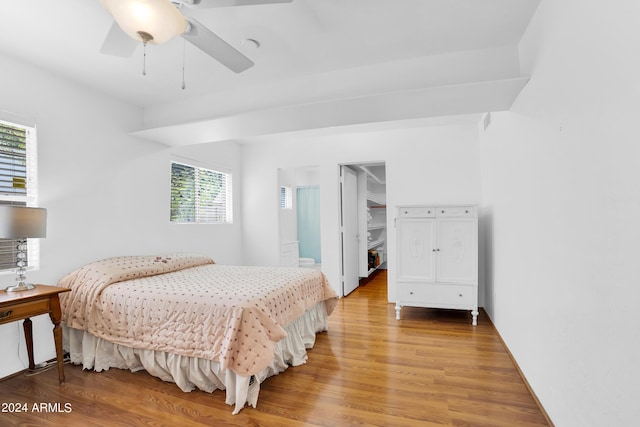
[367,264,384,275]
[367,239,385,249]
[367,196,385,206]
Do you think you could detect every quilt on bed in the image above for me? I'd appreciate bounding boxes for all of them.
[58,253,338,377]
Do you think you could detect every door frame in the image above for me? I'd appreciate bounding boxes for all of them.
[338,161,387,297]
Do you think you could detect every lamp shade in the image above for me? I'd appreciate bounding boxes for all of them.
[0,206,47,239]
[101,0,187,45]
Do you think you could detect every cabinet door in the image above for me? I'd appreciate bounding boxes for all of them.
[436,218,477,283]
[397,218,436,282]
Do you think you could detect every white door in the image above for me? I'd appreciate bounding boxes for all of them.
[436,218,477,283]
[340,166,359,296]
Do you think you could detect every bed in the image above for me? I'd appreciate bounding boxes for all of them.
[58,253,338,414]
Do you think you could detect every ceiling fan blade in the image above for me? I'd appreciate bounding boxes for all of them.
[181,18,254,73]
[185,0,293,8]
[100,21,138,57]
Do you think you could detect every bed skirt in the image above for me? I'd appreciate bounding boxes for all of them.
[63,301,329,414]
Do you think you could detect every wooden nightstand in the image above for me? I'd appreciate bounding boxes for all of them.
[0,285,71,383]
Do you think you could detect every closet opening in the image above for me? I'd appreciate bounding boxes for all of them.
[339,162,387,297]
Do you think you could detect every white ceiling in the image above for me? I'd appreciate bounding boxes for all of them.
[0,0,540,145]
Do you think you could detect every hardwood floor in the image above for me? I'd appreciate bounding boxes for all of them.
[0,270,550,426]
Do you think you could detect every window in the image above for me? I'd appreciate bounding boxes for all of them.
[0,118,39,271]
[170,160,232,223]
[280,186,292,209]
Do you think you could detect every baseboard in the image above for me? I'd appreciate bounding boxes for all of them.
[480,308,555,427]
[0,355,65,383]
[0,368,28,383]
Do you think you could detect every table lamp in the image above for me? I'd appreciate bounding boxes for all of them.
[0,206,47,292]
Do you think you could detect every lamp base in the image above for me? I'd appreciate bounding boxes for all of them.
[6,282,36,292]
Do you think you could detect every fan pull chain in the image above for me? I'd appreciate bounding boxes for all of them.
[182,39,186,90]
[142,41,147,76]
[135,31,153,77]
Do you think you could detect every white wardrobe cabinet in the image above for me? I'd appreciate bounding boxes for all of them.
[395,205,479,325]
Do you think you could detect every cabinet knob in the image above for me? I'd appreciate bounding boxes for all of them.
[409,291,414,295]
[458,294,463,297]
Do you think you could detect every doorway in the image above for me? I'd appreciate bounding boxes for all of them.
[339,162,387,297]
[278,166,321,269]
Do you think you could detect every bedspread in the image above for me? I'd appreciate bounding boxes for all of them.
[58,254,338,377]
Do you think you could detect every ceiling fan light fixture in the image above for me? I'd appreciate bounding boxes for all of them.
[101,0,187,45]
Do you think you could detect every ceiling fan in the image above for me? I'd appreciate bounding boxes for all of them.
[99,0,293,73]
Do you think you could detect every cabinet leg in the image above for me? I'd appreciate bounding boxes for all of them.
[395,303,401,320]
[471,309,479,326]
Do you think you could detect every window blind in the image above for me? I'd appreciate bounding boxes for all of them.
[280,186,292,209]
[0,122,27,196]
[170,161,232,223]
[0,120,38,271]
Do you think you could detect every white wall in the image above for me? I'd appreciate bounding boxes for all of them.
[479,1,640,425]
[241,125,481,300]
[0,53,244,378]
